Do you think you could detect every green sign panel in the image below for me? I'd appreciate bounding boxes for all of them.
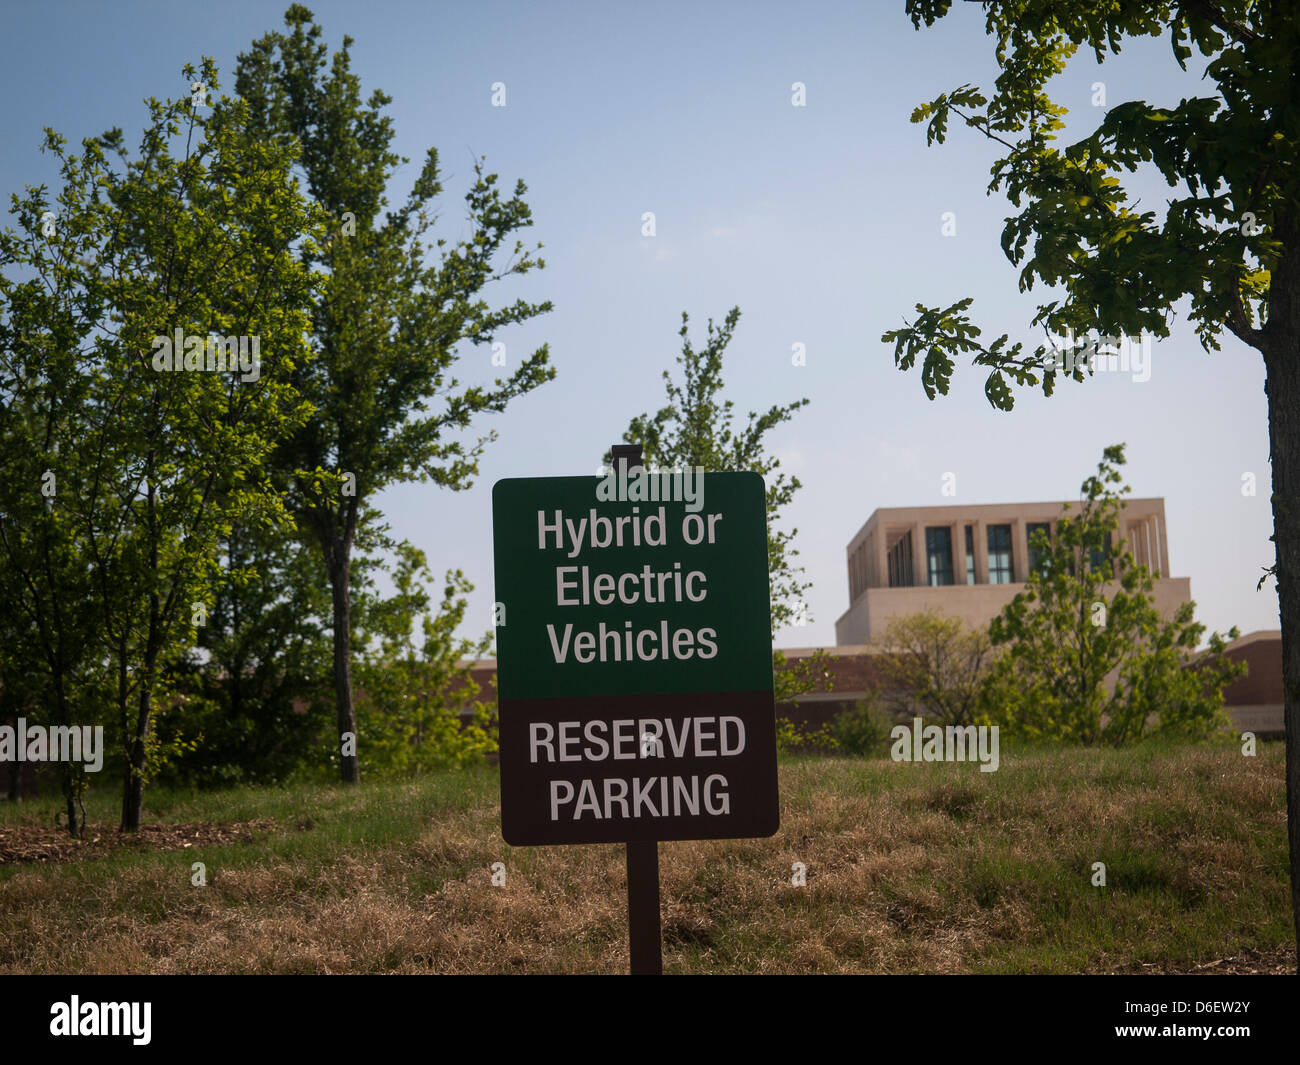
[493,470,779,845]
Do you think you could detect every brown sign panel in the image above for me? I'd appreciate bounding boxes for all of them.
[498,690,778,845]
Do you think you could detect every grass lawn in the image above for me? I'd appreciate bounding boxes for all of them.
[0,739,1291,974]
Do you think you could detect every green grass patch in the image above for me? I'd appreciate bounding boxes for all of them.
[0,741,1290,973]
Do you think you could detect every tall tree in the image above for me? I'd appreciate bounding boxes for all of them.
[235,6,554,782]
[0,350,100,831]
[982,445,1244,745]
[612,306,820,700]
[0,59,321,831]
[884,0,1300,962]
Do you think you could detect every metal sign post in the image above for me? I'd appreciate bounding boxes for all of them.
[613,446,662,976]
[492,444,778,974]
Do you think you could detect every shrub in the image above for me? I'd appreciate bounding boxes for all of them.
[831,696,893,757]
[775,715,839,754]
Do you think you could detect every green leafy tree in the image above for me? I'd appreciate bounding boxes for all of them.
[0,291,106,830]
[164,516,334,787]
[354,543,495,775]
[235,6,554,782]
[0,59,321,832]
[0,392,100,828]
[887,0,1300,967]
[611,306,822,702]
[876,610,993,726]
[0,645,40,801]
[981,445,1244,745]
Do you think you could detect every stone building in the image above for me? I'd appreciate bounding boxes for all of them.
[835,498,1191,645]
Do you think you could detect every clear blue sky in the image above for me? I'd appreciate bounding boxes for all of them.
[0,1,1277,649]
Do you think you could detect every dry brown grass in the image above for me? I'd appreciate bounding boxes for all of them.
[0,741,1291,973]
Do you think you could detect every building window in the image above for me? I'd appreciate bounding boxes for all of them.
[926,526,954,586]
[1027,522,1051,576]
[987,524,1013,584]
[887,531,913,588]
[965,525,975,585]
[1089,531,1113,574]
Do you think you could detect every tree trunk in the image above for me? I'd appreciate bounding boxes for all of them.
[55,699,83,838]
[120,740,146,832]
[1263,333,1300,973]
[61,769,83,839]
[331,552,359,784]
[50,677,83,838]
[119,474,164,833]
[119,689,149,832]
[4,716,20,802]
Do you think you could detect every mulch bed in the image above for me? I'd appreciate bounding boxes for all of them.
[0,819,277,864]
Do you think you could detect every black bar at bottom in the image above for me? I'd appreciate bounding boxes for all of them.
[6,973,1298,1042]
[626,839,662,975]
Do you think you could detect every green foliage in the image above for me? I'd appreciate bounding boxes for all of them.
[773,647,836,705]
[980,445,1245,746]
[0,57,322,830]
[876,610,993,726]
[613,306,821,697]
[888,1,1294,400]
[234,7,554,779]
[613,307,811,638]
[775,715,839,755]
[354,543,496,775]
[163,518,335,788]
[830,695,893,757]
